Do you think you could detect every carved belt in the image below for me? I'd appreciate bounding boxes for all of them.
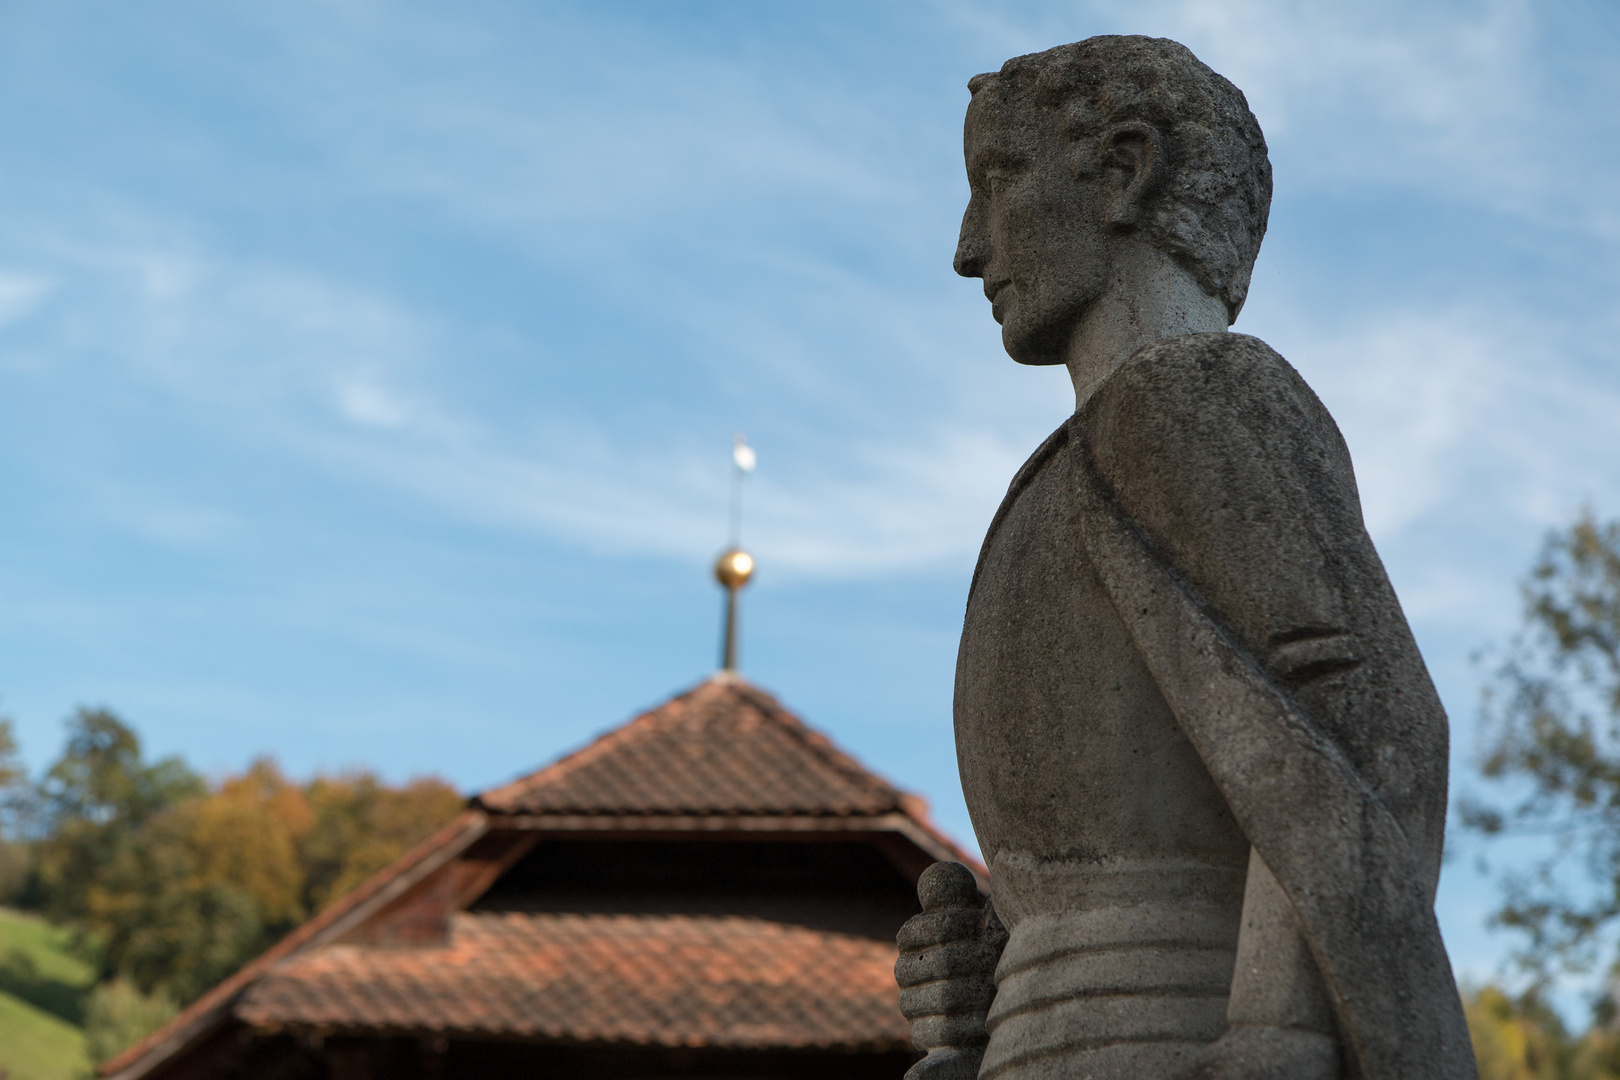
[981,853,1245,1079]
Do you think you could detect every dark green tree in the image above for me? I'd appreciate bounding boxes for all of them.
[0,712,31,901]
[0,712,26,814]
[87,807,267,1003]
[31,708,202,921]
[1463,511,1620,995]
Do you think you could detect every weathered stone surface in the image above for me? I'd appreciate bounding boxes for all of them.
[895,35,1478,1080]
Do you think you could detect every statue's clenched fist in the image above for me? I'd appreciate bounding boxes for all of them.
[895,862,1006,1080]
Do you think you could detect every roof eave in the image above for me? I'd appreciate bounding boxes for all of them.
[100,811,492,1080]
[480,808,987,889]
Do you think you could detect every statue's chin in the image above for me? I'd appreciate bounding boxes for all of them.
[1000,321,1070,366]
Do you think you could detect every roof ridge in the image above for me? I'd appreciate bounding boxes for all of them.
[474,676,908,817]
[472,678,716,810]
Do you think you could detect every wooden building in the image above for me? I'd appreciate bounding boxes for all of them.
[101,676,978,1080]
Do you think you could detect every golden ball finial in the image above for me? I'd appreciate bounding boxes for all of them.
[714,548,755,589]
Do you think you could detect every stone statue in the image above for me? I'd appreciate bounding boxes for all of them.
[895,36,1478,1080]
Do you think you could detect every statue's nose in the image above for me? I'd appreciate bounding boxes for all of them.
[954,237,986,279]
[955,198,988,278]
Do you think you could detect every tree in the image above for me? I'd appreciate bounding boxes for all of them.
[183,759,311,927]
[83,760,308,1002]
[0,713,31,902]
[1461,982,1620,1080]
[1572,1029,1620,1080]
[1463,511,1620,995]
[38,709,201,826]
[80,757,460,1003]
[4,707,463,1007]
[1467,985,1575,1080]
[32,708,203,915]
[0,711,27,823]
[30,708,203,922]
[299,772,463,914]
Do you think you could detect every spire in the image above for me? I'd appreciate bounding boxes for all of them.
[715,434,756,672]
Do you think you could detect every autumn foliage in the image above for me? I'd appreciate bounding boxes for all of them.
[1466,985,1620,1080]
[3,708,463,1007]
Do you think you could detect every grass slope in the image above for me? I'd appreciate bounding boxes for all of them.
[0,991,89,1080]
[0,908,93,1080]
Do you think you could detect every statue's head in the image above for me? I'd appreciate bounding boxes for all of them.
[955,36,1271,365]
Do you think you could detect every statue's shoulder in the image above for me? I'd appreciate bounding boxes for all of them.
[1085,332,1308,423]
[1078,331,1353,514]
[1081,331,1336,452]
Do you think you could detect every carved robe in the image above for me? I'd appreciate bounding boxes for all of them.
[955,332,1473,1080]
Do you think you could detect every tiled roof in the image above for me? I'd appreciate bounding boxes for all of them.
[475,677,907,817]
[103,676,973,1080]
[236,910,909,1051]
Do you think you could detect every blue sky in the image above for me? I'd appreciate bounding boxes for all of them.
[1,0,1617,999]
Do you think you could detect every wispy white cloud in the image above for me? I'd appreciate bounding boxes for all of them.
[333,375,413,429]
[0,271,56,327]
[941,0,1618,238]
[1280,311,1509,541]
[1172,1,1562,213]
[1,230,1027,574]
[60,0,1605,585]
[13,238,1613,596]
[224,4,915,248]
[5,1,1615,587]
[1258,300,1620,637]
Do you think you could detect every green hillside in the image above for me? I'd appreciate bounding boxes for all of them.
[0,908,94,1080]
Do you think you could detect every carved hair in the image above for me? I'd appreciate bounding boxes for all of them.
[971,36,1272,322]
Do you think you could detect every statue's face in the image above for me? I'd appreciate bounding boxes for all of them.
[955,88,1113,366]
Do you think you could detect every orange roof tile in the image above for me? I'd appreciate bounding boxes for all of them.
[236,910,909,1051]
[475,677,905,818]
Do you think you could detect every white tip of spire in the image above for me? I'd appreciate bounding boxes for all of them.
[732,434,756,473]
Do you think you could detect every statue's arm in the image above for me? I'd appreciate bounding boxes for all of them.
[1084,336,1361,686]
[1081,332,1448,868]
[1077,333,1470,1080]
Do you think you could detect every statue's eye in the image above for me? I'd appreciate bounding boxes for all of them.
[987,173,1010,196]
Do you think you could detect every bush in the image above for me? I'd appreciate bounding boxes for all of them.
[83,978,177,1066]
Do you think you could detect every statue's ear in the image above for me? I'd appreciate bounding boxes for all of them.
[1099,122,1167,230]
